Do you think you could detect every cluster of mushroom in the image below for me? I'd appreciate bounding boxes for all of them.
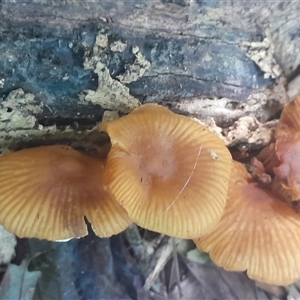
[194,91,300,286]
[0,104,232,241]
[1,96,300,286]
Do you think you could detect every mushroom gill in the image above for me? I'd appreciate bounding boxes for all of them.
[0,145,131,240]
[194,161,300,285]
[276,91,300,138]
[100,104,232,238]
[273,91,300,200]
[251,90,300,201]
[273,134,300,200]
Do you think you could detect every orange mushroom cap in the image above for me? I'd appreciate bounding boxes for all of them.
[276,91,300,138]
[100,104,232,238]
[271,91,300,200]
[194,161,300,285]
[0,145,131,240]
[273,134,300,200]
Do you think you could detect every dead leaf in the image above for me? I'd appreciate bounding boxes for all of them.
[0,260,41,300]
[168,254,270,300]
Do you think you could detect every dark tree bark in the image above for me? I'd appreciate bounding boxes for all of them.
[1,0,299,153]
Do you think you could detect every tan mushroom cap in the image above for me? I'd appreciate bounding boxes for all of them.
[272,91,300,200]
[194,161,300,285]
[276,91,300,138]
[100,104,232,238]
[0,145,131,240]
[273,134,300,200]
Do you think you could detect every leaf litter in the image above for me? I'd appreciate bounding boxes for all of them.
[0,225,297,299]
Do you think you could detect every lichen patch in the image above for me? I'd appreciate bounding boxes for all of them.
[116,45,151,84]
[110,40,127,52]
[241,32,282,79]
[82,62,140,113]
[81,32,141,113]
[0,89,43,131]
[0,89,56,153]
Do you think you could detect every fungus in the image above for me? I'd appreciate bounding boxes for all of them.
[250,91,300,201]
[0,145,131,240]
[272,91,300,200]
[276,91,300,137]
[273,134,300,200]
[100,104,232,238]
[194,161,300,285]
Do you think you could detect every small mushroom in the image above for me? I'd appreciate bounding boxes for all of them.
[0,145,131,240]
[272,91,300,200]
[251,91,300,201]
[273,134,300,200]
[194,161,300,285]
[100,104,232,238]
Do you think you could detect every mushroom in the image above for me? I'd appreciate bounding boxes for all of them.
[194,161,300,285]
[273,134,300,200]
[0,145,131,240]
[100,104,232,238]
[272,91,300,200]
[276,91,300,138]
[249,91,300,201]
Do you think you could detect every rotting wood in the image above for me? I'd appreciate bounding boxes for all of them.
[0,1,299,152]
